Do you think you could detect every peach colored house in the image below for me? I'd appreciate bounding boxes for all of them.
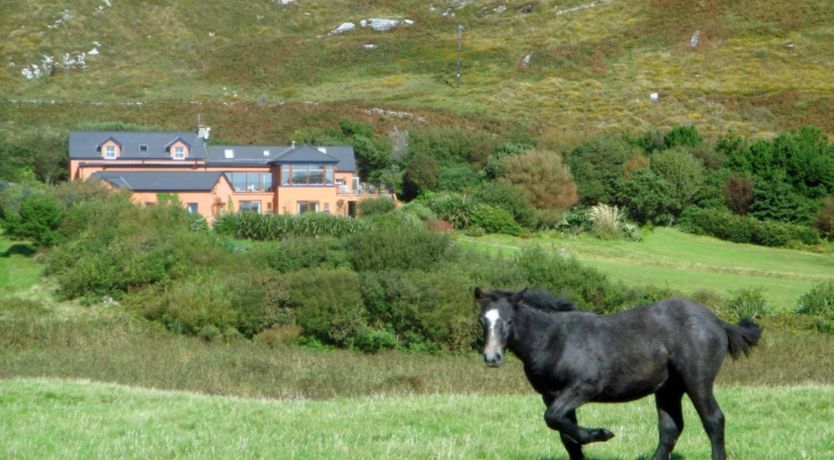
[69,128,389,223]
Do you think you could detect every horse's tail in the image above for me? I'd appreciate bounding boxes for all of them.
[722,318,763,360]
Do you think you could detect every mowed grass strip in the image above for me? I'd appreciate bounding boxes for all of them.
[0,378,831,459]
[457,227,834,309]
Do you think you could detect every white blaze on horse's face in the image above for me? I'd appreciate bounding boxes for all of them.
[483,308,505,367]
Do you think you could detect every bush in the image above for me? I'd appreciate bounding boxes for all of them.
[253,237,348,273]
[213,212,366,240]
[358,197,396,216]
[566,135,635,206]
[815,196,834,239]
[589,204,623,240]
[283,269,367,346]
[469,203,522,235]
[473,182,537,228]
[501,148,578,211]
[722,288,772,320]
[344,219,450,271]
[421,192,473,228]
[354,328,399,353]
[796,281,834,317]
[679,207,821,247]
[1,194,63,246]
[615,168,679,225]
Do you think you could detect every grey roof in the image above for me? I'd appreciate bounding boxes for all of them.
[206,144,357,172]
[70,131,357,172]
[69,131,207,159]
[89,171,228,192]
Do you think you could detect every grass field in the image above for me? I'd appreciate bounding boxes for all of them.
[1,378,832,459]
[457,227,834,310]
[0,236,42,298]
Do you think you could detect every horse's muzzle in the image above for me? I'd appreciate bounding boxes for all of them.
[484,351,503,367]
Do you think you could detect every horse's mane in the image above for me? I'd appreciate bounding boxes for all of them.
[519,288,577,313]
[489,288,577,313]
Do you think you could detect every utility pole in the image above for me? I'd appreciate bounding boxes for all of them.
[456,24,464,88]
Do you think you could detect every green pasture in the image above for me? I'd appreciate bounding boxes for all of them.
[0,235,42,298]
[1,378,832,459]
[457,227,834,310]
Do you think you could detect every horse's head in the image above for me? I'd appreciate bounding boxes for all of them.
[474,287,525,367]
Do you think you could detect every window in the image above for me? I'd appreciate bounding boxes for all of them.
[186,203,198,214]
[104,145,117,159]
[224,149,234,159]
[139,144,148,152]
[298,201,319,214]
[173,146,186,160]
[240,201,262,213]
[323,202,330,214]
[281,164,335,185]
[226,172,272,192]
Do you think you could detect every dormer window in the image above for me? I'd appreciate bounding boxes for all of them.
[98,137,122,159]
[165,137,191,160]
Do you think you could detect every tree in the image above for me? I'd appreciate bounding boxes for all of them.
[500,149,577,211]
[402,152,439,200]
[566,135,634,206]
[650,147,706,210]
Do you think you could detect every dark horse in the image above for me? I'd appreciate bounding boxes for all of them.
[474,287,762,460]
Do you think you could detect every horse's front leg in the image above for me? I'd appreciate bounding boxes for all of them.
[544,387,615,446]
[544,395,584,460]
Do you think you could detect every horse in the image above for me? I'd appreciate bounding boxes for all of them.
[474,287,762,460]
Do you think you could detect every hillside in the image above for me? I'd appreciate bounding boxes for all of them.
[2,0,833,141]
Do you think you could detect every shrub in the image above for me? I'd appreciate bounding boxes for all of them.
[615,168,678,225]
[473,181,537,228]
[469,203,522,235]
[344,219,450,271]
[663,125,703,148]
[282,269,367,346]
[354,328,399,353]
[722,288,772,320]
[436,165,482,192]
[358,197,396,216]
[724,173,754,215]
[501,148,578,211]
[649,147,706,215]
[796,281,834,317]
[1,194,63,246]
[815,196,834,239]
[421,192,473,228]
[253,237,347,273]
[557,207,593,234]
[679,207,821,247]
[589,204,623,240]
[213,212,365,240]
[566,135,635,206]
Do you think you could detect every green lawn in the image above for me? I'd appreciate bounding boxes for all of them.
[0,235,43,298]
[457,227,834,310]
[1,378,831,459]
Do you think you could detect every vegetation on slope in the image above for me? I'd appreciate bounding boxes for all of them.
[1,0,833,138]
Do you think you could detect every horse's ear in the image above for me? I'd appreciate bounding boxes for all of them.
[511,287,529,308]
[474,287,484,300]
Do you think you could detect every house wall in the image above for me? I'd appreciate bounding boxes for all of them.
[129,178,234,224]
[276,186,343,216]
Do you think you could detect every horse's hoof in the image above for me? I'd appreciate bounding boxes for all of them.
[592,428,615,442]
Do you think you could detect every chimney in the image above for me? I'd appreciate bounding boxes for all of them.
[197,124,211,140]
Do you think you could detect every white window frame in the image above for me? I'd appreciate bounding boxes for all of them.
[104,145,117,159]
[173,146,186,160]
[186,203,199,214]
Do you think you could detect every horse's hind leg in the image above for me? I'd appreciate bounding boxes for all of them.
[652,384,685,460]
[688,388,726,460]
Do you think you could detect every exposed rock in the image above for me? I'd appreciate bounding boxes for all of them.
[556,0,613,16]
[363,44,377,49]
[360,18,414,32]
[649,92,659,103]
[522,52,533,66]
[689,30,700,48]
[330,22,356,35]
